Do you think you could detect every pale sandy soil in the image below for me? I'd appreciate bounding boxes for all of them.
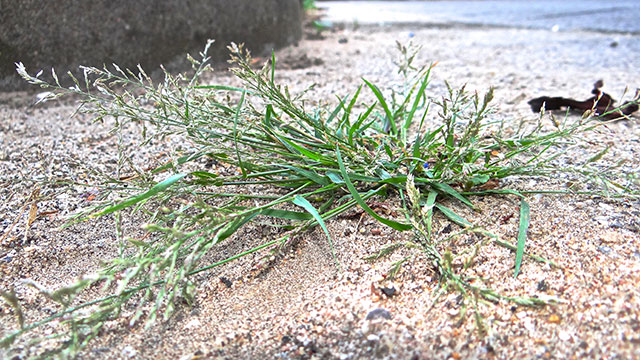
[1,19,640,360]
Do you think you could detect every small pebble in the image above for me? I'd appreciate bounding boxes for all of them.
[523,317,535,332]
[598,203,613,211]
[558,331,571,341]
[516,311,528,319]
[122,345,137,358]
[184,318,201,330]
[366,308,391,320]
[380,286,397,297]
[537,280,548,292]
[220,276,233,288]
[597,246,613,255]
[594,216,609,226]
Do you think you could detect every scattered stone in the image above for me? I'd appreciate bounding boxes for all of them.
[281,53,325,70]
[220,276,233,288]
[366,308,391,321]
[380,286,397,298]
[184,318,202,330]
[597,246,613,255]
[122,345,137,358]
[537,280,548,292]
[558,331,571,341]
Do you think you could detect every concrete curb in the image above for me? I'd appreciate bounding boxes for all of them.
[0,0,302,91]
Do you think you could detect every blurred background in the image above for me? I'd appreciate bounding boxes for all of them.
[316,0,640,33]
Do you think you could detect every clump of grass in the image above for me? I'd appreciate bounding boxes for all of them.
[3,40,638,357]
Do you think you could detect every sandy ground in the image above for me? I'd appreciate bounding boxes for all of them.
[2,18,640,360]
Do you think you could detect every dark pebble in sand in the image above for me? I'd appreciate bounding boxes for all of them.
[366,308,392,320]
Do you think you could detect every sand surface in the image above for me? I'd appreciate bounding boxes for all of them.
[1,17,640,360]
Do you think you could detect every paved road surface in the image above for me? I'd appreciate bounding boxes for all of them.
[318,0,640,34]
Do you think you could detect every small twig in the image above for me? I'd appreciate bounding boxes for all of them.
[1,188,40,245]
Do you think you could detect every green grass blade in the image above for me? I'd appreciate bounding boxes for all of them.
[190,171,222,186]
[514,198,530,277]
[279,165,329,186]
[192,84,250,93]
[264,104,276,128]
[434,203,471,227]
[341,85,362,126]
[461,189,524,197]
[363,78,396,135]
[587,146,610,163]
[326,171,380,184]
[89,173,187,218]
[426,190,437,236]
[217,212,261,244]
[326,171,345,184]
[270,51,276,84]
[277,135,329,163]
[411,133,423,164]
[432,182,474,209]
[349,103,376,145]
[233,90,247,177]
[326,97,345,125]
[336,147,411,231]
[260,208,313,221]
[151,150,211,174]
[293,195,339,266]
[379,175,408,185]
[405,66,432,130]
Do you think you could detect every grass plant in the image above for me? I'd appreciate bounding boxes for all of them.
[2,40,639,357]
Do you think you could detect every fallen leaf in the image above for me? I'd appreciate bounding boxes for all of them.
[27,202,38,227]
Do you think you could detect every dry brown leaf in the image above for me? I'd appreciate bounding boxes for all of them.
[26,188,40,229]
[27,202,38,227]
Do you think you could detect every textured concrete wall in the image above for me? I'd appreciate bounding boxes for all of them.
[0,0,302,90]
